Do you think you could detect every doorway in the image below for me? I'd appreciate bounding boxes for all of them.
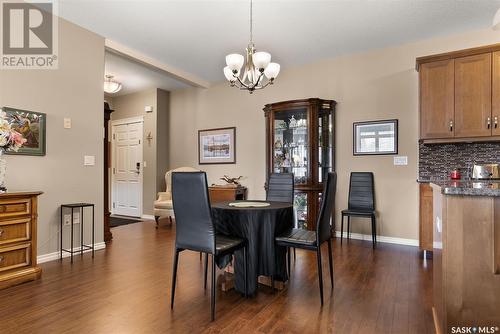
[111,116,144,217]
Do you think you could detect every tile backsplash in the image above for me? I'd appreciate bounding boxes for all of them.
[418,142,500,180]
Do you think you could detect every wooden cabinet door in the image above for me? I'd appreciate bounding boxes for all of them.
[492,51,500,136]
[419,183,433,252]
[455,53,492,138]
[419,60,455,139]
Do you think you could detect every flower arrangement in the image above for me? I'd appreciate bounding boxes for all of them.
[0,111,27,152]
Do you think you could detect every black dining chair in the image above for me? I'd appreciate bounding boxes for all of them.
[170,171,248,321]
[275,172,336,305]
[266,173,295,288]
[340,172,376,248]
[266,173,294,203]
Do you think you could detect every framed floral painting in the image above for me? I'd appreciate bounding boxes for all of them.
[2,107,46,156]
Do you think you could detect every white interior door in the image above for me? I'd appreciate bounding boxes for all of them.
[112,119,143,217]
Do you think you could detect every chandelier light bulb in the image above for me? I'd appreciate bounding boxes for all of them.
[226,54,244,72]
[223,66,235,82]
[264,63,280,80]
[253,52,271,71]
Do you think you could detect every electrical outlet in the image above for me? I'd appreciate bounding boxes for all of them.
[63,213,80,226]
[84,155,95,166]
[73,212,80,224]
[64,118,71,129]
[393,156,408,166]
[63,214,71,226]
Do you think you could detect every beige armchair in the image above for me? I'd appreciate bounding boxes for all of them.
[154,167,199,227]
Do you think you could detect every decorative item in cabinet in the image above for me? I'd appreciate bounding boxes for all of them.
[0,191,43,290]
[294,192,308,229]
[264,98,336,230]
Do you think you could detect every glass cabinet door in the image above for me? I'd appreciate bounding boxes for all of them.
[273,108,308,185]
[318,110,333,184]
[294,192,308,229]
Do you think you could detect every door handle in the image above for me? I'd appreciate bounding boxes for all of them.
[135,162,141,174]
[487,117,491,129]
[495,116,498,129]
[449,120,453,132]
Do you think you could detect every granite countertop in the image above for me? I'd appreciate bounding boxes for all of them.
[430,180,500,197]
[417,178,440,183]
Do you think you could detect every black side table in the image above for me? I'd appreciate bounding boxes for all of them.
[60,203,95,262]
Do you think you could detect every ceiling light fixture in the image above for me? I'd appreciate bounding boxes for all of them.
[493,8,500,30]
[223,0,280,93]
[103,75,122,94]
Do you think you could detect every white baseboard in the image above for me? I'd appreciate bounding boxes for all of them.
[334,231,418,247]
[141,214,155,220]
[37,242,106,264]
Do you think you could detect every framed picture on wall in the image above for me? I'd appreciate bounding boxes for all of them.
[198,127,236,164]
[2,107,46,156]
[353,119,398,156]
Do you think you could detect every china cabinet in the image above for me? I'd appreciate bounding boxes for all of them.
[264,98,336,230]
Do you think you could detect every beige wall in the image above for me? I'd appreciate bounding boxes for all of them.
[0,19,105,256]
[110,88,169,215]
[169,28,500,241]
[156,89,170,192]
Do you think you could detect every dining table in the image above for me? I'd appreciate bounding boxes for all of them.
[211,200,294,295]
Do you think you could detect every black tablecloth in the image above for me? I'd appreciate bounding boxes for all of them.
[212,200,294,295]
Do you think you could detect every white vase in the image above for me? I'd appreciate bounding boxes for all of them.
[0,149,6,192]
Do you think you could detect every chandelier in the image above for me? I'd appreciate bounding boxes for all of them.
[223,0,280,93]
[103,75,122,94]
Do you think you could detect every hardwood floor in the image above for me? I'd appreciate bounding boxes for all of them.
[0,222,434,334]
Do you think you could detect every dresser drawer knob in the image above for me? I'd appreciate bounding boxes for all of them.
[0,256,3,263]
[0,229,3,237]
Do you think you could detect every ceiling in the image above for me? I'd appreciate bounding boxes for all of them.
[61,0,500,85]
[104,51,189,96]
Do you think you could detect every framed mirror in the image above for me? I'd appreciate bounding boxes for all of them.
[353,119,398,156]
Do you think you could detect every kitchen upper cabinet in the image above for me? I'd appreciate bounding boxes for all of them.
[417,44,500,142]
[492,51,500,136]
[454,53,492,138]
[419,60,455,139]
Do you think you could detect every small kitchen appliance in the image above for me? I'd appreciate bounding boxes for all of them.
[472,163,500,180]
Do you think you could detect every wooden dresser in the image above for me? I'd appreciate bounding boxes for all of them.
[208,186,247,204]
[0,191,42,290]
